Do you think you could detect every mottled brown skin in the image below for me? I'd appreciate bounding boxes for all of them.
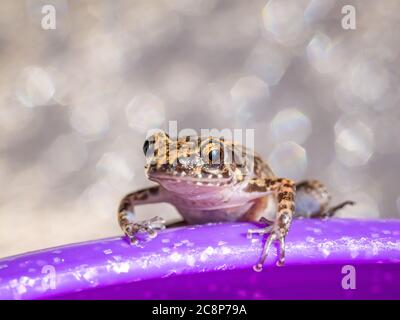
[118,132,354,271]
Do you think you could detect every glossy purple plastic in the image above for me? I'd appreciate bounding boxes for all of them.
[0,219,399,299]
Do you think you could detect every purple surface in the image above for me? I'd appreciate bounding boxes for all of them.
[0,219,399,300]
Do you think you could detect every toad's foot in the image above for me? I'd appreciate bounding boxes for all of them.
[118,186,166,245]
[248,226,286,272]
[247,225,273,239]
[122,214,165,245]
[322,200,356,218]
[244,177,296,271]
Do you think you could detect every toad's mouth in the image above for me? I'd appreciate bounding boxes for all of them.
[147,171,234,187]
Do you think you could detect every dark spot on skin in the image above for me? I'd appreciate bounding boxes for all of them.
[286,192,294,201]
[244,183,267,193]
[136,192,148,201]
[118,201,130,213]
[313,181,322,188]
[253,156,264,176]
[296,181,309,190]
[123,191,136,199]
[160,164,169,171]
[197,137,202,147]
[278,191,294,202]
[244,178,282,193]
[149,186,159,195]
[221,170,230,178]
[277,192,285,202]
[165,144,170,162]
[268,180,278,187]
[278,204,287,211]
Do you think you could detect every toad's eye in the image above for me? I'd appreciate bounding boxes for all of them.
[143,138,155,157]
[208,148,221,164]
[143,140,150,155]
[202,144,224,166]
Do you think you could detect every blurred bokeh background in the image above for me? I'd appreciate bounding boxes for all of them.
[0,0,399,258]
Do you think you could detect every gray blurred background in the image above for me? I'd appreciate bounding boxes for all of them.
[0,0,399,258]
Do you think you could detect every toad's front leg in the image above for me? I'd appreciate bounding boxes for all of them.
[246,178,296,272]
[118,186,166,245]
